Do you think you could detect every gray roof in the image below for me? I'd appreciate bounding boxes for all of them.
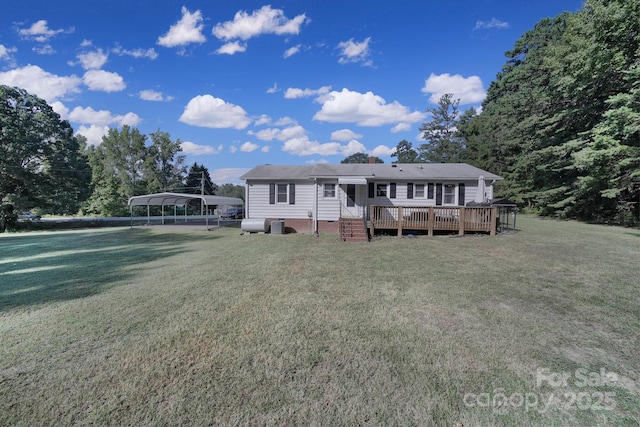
[240,163,502,181]
[128,192,243,207]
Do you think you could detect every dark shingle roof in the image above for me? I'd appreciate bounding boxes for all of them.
[240,163,502,181]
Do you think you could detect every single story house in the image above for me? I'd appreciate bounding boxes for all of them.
[240,162,502,240]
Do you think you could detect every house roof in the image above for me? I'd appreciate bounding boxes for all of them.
[240,163,502,181]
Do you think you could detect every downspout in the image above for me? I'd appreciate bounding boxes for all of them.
[314,178,319,236]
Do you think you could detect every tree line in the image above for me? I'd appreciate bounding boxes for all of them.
[384,0,639,225]
[0,86,243,226]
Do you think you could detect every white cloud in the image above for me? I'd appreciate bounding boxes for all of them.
[254,114,271,125]
[421,73,486,105]
[179,94,251,129]
[212,5,309,41]
[0,44,18,62]
[282,136,366,157]
[0,65,81,102]
[337,37,372,65]
[391,123,411,133]
[77,49,108,70]
[66,106,141,127]
[370,145,395,157]
[283,44,301,58]
[33,45,55,55]
[181,141,223,155]
[112,45,159,60]
[215,41,247,55]
[157,7,206,48]
[139,89,173,102]
[274,116,297,126]
[331,129,362,142]
[313,88,426,127]
[474,18,509,30]
[76,125,109,146]
[229,146,237,153]
[83,70,126,92]
[211,167,250,184]
[240,141,259,152]
[284,85,331,99]
[254,124,306,142]
[18,20,71,42]
[266,82,279,94]
[261,146,271,153]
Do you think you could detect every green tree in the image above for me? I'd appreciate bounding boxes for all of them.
[418,94,466,162]
[185,163,217,195]
[391,140,419,163]
[83,125,148,216]
[341,152,383,163]
[216,183,245,200]
[145,130,186,192]
[0,85,91,214]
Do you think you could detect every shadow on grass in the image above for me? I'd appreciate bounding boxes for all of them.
[0,229,219,311]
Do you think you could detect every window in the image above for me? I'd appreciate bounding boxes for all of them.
[444,184,455,204]
[269,183,296,204]
[277,184,288,203]
[376,183,387,197]
[323,183,336,198]
[415,184,425,198]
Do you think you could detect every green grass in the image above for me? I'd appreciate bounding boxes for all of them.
[1,217,639,426]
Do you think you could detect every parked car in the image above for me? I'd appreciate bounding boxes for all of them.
[220,207,245,219]
[18,211,41,221]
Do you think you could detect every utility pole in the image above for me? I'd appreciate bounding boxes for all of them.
[200,171,205,215]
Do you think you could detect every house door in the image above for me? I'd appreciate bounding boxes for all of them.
[340,184,365,218]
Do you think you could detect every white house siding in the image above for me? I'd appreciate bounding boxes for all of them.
[366,180,479,207]
[246,180,315,219]
[316,179,340,221]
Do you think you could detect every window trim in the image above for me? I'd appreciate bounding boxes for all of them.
[444,183,456,205]
[269,182,296,205]
[323,182,336,199]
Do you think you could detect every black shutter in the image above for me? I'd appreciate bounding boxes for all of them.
[368,182,375,198]
[436,183,443,206]
[407,183,414,199]
[390,182,396,199]
[289,183,295,204]
[269,183,275,204]
[428,183,434,199]
[458,183,465,206]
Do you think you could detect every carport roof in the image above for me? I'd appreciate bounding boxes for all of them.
[128,192,243,207]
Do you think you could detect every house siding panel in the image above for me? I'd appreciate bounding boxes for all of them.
[246,180,314,219]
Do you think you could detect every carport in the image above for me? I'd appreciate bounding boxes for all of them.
[127,192,244,230]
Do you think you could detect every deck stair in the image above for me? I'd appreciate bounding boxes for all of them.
[339,217,368,242]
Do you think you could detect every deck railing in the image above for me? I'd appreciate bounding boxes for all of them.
[369,205,497,236]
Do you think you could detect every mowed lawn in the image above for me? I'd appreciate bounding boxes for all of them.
[1,217,639,426]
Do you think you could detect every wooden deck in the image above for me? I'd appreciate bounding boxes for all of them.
[369,206,497,236]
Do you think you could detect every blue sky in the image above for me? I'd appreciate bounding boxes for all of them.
[1,0,583,184]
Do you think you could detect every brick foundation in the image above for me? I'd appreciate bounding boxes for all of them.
[267,218,340,234]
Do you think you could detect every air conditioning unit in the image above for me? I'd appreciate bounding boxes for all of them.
[271,220,285,234]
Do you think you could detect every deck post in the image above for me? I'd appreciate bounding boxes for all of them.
[490,207,497,236]
[397,206,403,237]
[459,207,465,236]
[428,207,434,236]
